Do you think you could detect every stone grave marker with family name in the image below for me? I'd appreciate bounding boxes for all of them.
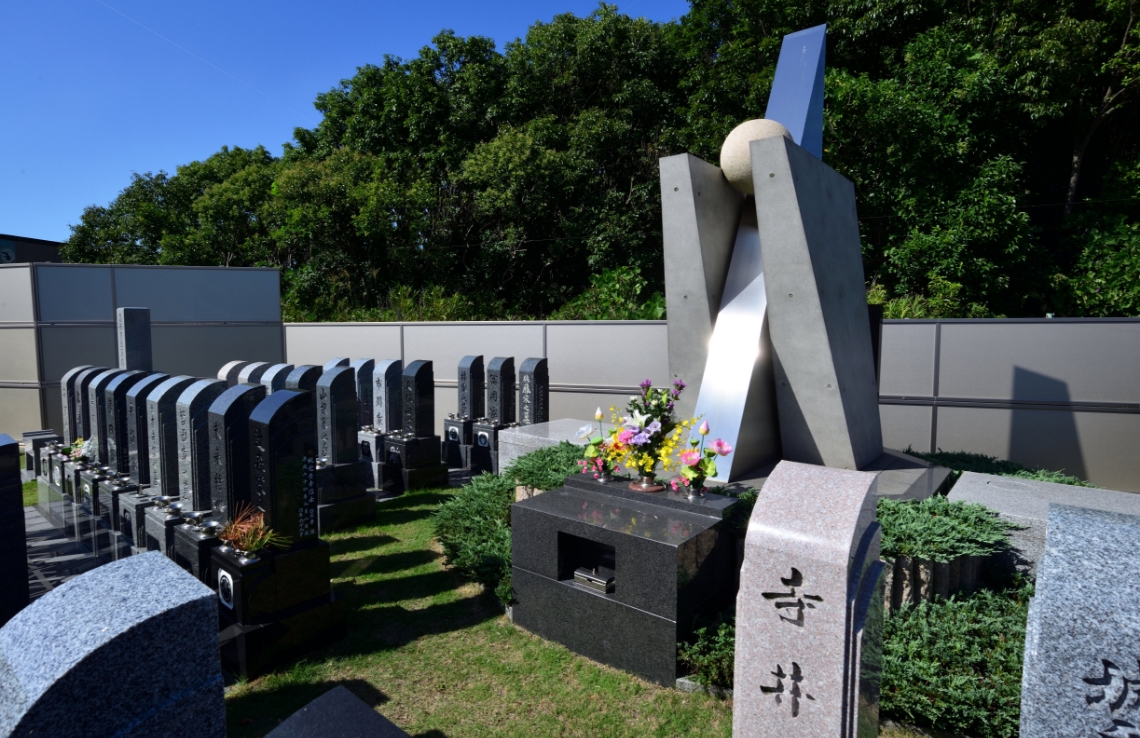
[86,368,127,465]
[314,366,371,531]
[373,359,403,433]
[1,434,28,625]
[73,366,107,441]
[1020,505,1140,736]
[116,307,153,372]
[249,389,320,542]
[285,364,323,393]
[734,460,884,737]
[208,383,266,522]
[472,356,515,474]
[402,360,435,437]
[260,363,294,394]
[518,357,549,427]
[218,361,252,387]
[103,370,146,474]
[60,365,94,445]
[444,355,484,468]
[143,376,197,554]
[125,372,169,484]
[382,361,447,493]
[237,362,271,386]
[350,358,375,429]
[176,379,229,512]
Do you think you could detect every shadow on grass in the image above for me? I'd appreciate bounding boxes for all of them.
[336,549,442,579]
[330,532,400,557]
[346,569,467,607]
[226,676,400,738]
[351,594,503,651]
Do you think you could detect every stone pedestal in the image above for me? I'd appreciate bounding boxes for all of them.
[118,490,155,554]
[173,523,223,583]
[733,461,884,737]
[315,461,373,533]
[144,500,183,557]
[442,416,474,469]
[358,429,385,489]
[471,420,508,475]
[511,480,739,686]
[382,434,447,493]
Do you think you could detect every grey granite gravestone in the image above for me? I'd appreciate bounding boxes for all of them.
[218,360,251,387]
[518,357,549,427]
[350,359,375,429]
[59,365,94,446]
[1020,505,1140,736]
[0,435,28,625]
[458,355,485,420]
[175,379,229,512]
[73,366,107,441]
[86,368,126,465]
[237,361,271,386]
[373,359,403,433]
[285,365,323,393]
[751,135,883,470]
[734,461,884,736]
[265,686,410,738]
[208,383,266,522]
[261,363,295,394]
[0,552,224,738]
[317,367,360,465]
[487,356,516,425]
[103,370,146,474]
[145,376,198,498]
[323,357,350,371]
[116,307,152,372]
[948,472,1140,578]
[125,372,169,484]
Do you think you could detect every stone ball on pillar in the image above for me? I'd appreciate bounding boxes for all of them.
[719,119,792,194]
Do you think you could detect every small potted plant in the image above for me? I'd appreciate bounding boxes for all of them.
[218,503,291,563]
[670,420,733,498]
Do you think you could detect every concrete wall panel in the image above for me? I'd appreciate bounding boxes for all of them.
[285,325,401,368]
[937,322,1140,403]
[0,328,38,382]
[879,404,933,454]
[39,325,118,383]
[403,324,543,381]
[546,323,668,388]
[112,267,281,322]
[151,325,284,379]
[878,323,936,397]
[42,386,62,438]
[34,265,115,322]
[0,266,35,323]
[0,388,43,438]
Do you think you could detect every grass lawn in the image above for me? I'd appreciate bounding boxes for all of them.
[224,485,929,738]
[23,480,37,507]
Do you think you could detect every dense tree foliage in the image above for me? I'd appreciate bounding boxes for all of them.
[65,0,1140,319]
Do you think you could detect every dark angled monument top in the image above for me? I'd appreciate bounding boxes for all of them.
[349,359,375,429]
[103,370,146,474]
[249,389,318,542]
[373,360,403,433]
[518,357,549,426]
[285,365,322,393]
[88,369,127,465]
[74,367,108,441]
[323,357,350,372]
[208,383,267,521]
[260,364,294,394]
[145,375,198,498]
[486,357,516,425]
[175,379,229,511]
[401,360,435,438]
[457,355,485,420]
[218,361,251,387]
[316,366,360,464]
[60,365,94,446]
[125,372,169,484]
[116,307,152,372]
[236,362,271,386]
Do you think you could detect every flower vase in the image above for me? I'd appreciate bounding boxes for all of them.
[629,472,665,493]
[597,469,613,484]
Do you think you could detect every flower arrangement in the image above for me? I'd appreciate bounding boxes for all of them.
[68,438,89,461]
[577,408,624,480]
[669,419,734,496]
[219,503,291,554]
[618,378,685,479]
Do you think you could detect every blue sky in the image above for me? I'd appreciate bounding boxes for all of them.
[1,0,690,242]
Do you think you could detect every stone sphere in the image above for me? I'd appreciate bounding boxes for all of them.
[720,119,793,194]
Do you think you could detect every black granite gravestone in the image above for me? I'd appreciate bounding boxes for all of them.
[175,379,229,513]
[207,383,266,522]
[350,359,375,429]
[0,435,28,625]
[116,307,153,372]
[314,367,371,531]
[73,367,107,442]
[518,358,549,426]
[60,365,94,446]
[382,361,448,492]
[104,371,146,474]
[472,357,515,474]
[22,430,60,479]
[249,390,319,542]
[323,357,349,371]
[237,362,271,386]
[372,360,403,433]
[285,365,322,393]
[218,361,252,387]
[443,355,484,468]
[87,369,126,465]
[143,376,197,556]
[402,360,434,438]
[260,364,294,394]
[125,372,169,485]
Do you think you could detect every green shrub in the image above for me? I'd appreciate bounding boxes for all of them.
[908,448,1094,487]
[877,496,1017,562]
[722,487,759,539]
[678,613,735,689]
[881,581,1032,738]
[432,472,516,603]
[504,441,584,491]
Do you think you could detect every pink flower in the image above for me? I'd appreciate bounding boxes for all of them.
[617,429,635,444]
[698,420,710,436]
[680,450,701,467]
[709,438,733,456]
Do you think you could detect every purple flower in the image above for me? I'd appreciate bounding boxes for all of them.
[667,401,674,410]
[673,378,687,390]
[646,420,661,434]
[640,379,652,390]
[631,432,650,446]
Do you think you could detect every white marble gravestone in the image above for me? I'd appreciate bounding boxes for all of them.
[734,460,884,737]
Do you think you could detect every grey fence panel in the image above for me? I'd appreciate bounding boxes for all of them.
[879,322,937,397]
[0,388,43,439]
[879,404,934,455]
[0,266,34,323]
[150,324,284,378]
[34,265,115,322]
[38,326,118,383]
[284,324,402,368]
[546,322,669,389]
[0,329,38,383]
[403,323,545,382]
[112,266,281,322]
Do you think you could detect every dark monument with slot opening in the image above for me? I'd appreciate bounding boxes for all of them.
[314,366,372,532]
[472,356,515,474]
[443,355,484,469]
[380,360,448,493]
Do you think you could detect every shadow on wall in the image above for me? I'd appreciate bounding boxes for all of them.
[1009,366,1087,480]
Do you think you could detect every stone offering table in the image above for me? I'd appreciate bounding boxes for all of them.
[511,477,738,686]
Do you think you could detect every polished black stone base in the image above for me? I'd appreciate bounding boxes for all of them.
[443,418,474,468]
[144,504,182,557]
[218,591,346,679]
[173,524,223,582]
[470,422,505,474]
[561,474,739,520]
[317,495,373,534]
[378,462,448,494]
[118,491,155,552]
